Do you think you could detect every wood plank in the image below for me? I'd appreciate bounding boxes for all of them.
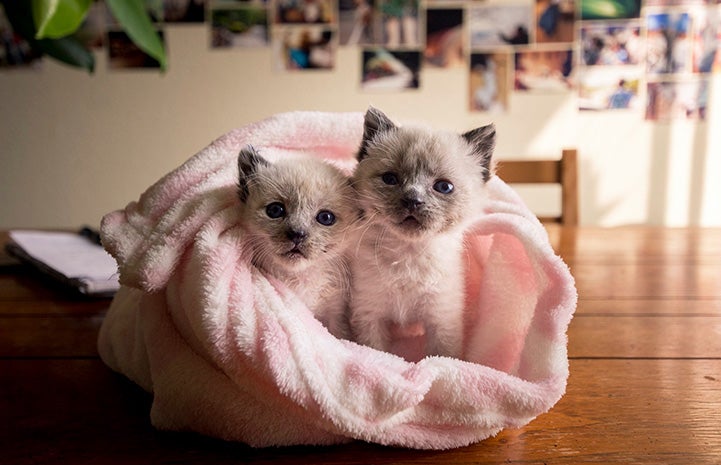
[0,270,111,314]
[577,298,721,316]
[0,268,113,302]
[0,266,111,314]
[570,262,721,299]
[547,227,721,263]
[496,159,561,184]
[494,359,721,464]
[569,315,721,359]
[0,316,103,358]
[5,306,720,360]
[1,359,719,464]
[0,298,109,316]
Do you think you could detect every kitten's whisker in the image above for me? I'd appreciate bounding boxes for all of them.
[352,211,380,257]
[372,225,391,269]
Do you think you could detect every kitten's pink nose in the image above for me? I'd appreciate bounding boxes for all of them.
[286,229,307,245]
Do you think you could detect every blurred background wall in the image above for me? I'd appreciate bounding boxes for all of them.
[1,25,719,228]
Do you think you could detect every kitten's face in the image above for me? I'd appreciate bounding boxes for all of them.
[352,108,495,239]
[238,149,356,272]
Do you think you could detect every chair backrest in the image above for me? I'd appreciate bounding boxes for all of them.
[495,149,578,226]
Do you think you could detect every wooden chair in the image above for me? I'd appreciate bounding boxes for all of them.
[495,149,579,226]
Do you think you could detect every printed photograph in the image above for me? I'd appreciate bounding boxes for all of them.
[581,22,643,66]
[377,0,420,47]
[645,0,709,6]
[361,48,420,90]
[274,27,335,70]
[74,1,107,50]
[0,5,42,68]
[275,0,334,24]
[580,0,642,20]
[536,0,576,44]
[338,0,382,45]
[578,66,642,110]
[469,52,510,112]
[108,30,164,69]
[645,78,709,120]
[211,6,269,48]
[425,8,464,68]
[693,5,721,73]
[515,48,574,91]
[469,3,533,48]
[163,0,207,23]
[646,11,693,74]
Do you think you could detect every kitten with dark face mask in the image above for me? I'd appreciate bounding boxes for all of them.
[237,146,357,338]
[349,107,495,361]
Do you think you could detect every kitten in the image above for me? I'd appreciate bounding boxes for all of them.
[349,107,495,361]
[237,146,357,339]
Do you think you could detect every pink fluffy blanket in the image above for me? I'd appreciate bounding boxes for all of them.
[97,111,577,450]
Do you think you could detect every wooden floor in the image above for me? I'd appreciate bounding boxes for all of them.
[1,227,720,464]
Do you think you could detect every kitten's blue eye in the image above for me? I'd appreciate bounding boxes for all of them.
[265,202,286,219]
[382,172,399,185]
[316,210,336,226]
[433,180,454,194]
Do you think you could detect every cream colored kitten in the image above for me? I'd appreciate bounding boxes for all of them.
[349,107,495,361]
[237,146,357,338]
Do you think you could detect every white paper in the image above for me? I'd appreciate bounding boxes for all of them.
[9,230,119,294]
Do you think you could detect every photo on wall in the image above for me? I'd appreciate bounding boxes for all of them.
[469,52,511,112]
[275,0,335,24]
[693,5,721,73]
[578,66,642,110]
[536,0,576,44]
[163,0,207,23]
[425,8,464,68]
[108,30,165,69]
[376,0,420,47]
[580,0,641,20]
[361,48,420,90]
[645,78,708,120]
[74,1,108,50]
[211,6,269,48]
[469,3,533,48]
[338,0,382,46]
[273,26,336,70]
[580,21,642,66]
[644,0,708,6]
[514,48,574,91]
[646,11,693,74]
[0,5,42,69]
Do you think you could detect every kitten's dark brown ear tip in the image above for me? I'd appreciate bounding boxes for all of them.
[462,124,496,178]
[358,107,396,161]
[237,145,266,203]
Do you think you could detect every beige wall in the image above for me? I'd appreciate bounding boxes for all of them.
[1,27,719,228]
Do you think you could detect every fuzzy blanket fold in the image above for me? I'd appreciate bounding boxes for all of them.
[97,111,577,450]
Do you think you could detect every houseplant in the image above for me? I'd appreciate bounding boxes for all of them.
[1,0,166,72]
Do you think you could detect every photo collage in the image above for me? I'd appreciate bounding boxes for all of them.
[1,0,719,120]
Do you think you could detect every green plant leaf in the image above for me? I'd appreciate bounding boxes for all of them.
[33,0,92,39]
[106,0,167,71]
[39,35,95,71]
[1,0,94,72]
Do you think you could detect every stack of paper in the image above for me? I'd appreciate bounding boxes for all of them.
[6,230,120,297]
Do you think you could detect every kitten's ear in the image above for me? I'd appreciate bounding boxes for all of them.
[462,124,496,182]
[237,145,267,203]
[357,106,396,161]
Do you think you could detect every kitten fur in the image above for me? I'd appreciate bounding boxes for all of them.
[237,146,357,338]
[349,107,495,361]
